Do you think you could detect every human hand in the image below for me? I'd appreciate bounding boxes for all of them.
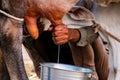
[49,24,69,45]
[48,25,81,45]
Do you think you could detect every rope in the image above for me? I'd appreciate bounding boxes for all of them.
[0,9,24,21]
[0,9,29,38]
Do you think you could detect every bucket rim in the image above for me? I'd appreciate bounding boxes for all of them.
[40,62,94,73]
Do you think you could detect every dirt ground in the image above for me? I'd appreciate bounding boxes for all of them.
[22,45,40,80]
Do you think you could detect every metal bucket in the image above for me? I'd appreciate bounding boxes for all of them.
[40,63,93,80]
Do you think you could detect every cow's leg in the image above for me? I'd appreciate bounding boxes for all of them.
[0,18,28,80]
[0,49,10,80]
[23,37,47,77]
[92,37,108,80]
[23,32,50,77]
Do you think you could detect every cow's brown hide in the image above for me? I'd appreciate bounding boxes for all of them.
[0,49,10,80]
[24,0,79,39]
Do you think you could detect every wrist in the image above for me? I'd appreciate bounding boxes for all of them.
[68,29,80,42]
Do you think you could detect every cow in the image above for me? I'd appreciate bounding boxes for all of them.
[0,0,78,80]
[1,0,120,80]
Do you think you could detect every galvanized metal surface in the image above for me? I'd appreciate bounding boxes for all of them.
[40,63,93,80]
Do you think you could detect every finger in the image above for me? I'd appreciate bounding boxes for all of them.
[53,38,68,45]
[52,30,68,37]
[52,25,68,37]
[53,35,69,41]
[24,16,39,39]
[52,35,68,44]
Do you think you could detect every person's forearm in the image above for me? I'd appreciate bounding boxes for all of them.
[68,29,80,42]
[68,26,99,46]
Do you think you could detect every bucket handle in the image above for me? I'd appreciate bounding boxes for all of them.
[88,73,97,80]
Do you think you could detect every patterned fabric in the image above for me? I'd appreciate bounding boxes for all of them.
[77,26,99,46]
